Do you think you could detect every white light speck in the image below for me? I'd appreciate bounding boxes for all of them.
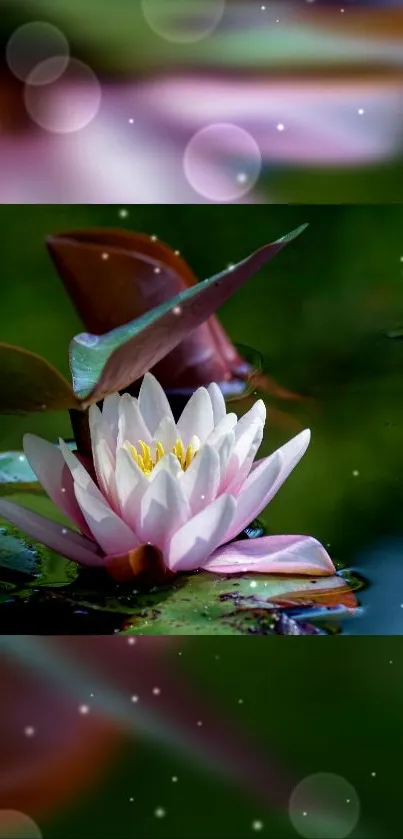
[118,208,128,218]
[128,118,134,124]
[152,687,161,696]
[79,704,90,715]
[227,263,235,271]
[358,108,364,115]
[173,305,182,315]
[154,267,161,274]
[303,811,308,817]
[101,252,109,260]
[151,234,158,241]
[277,123,284,131]
[61,528,68,535]
[238,698,244,704]
[18,454,25,461]
[197,720,203,727]
[371,771,376,777]
[131,695,139,703]
[250,581,258,588]
[24,726,35,737]
[154,808,166,819]
[172,776,178,783]
[174,249,181,256]
[129,797,134,802]
[61,487,66,493]
[346,799,350,803]
[127,637,136,645]
[352,470,359,477]
[237,172,248,184]
[261,4,266,9]
[252,820,263,831]
[341,7,345,12]
[390,660,393,664]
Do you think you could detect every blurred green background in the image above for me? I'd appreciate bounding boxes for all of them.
[1,204,403,568]
[1,206,403,836]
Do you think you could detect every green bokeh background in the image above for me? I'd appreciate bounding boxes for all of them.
[1,206,403,836]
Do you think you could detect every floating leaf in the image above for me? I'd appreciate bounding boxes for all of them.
[60,568,356,636]
[0,343,79,414]
[69,225,308,405]
[0,520,78,586]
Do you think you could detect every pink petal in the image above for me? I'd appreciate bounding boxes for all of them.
[225,430,311,542]
[0,498,103,567]
[203,535,335,576]
[74,483,139,556]
[225,424,264,496]
[167,494,236,573]
[138,468,189,550]
[102,392,120,453]
[23,434,92,539]
[222,417,263,491]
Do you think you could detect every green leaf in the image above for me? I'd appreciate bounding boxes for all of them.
[0,343,79,414]
[63,568,358,635]
[69,225,308,405]
[0,518,79,587]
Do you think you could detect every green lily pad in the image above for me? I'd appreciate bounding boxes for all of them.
[62,567,360,636]
[0,520,78,587]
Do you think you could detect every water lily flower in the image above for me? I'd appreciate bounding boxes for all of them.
[0,374,335,581]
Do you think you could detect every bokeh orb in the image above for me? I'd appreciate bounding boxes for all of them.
[0,811,42,839]
[6,21,69,84]
[24,59,102,134]
[141,0,225,44]
[183,123,261,202]
[289,773,360,839]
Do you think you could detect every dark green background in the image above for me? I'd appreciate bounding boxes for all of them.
[1,206,403,836]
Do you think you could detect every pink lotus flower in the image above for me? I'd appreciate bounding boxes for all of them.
[0,374,334,581]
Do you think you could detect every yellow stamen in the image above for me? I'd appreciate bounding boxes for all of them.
[125,436,198,476]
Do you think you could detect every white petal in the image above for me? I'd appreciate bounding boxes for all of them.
[89,407,119,510]
[74,482,139,555]
[150,452,182,482]
[225,429,311,542]
[222,417,263,491]
[117,393,152,449]
[177,387,214,447]
[139,372,175,436]
[59,438,104,497]
[215,430,236,487]
[102,393,120,452]
[152,416,178,451]
[181,444,220,515]
[205,413,237,447]
[167,494,237,573]
[207,382,227,425]
[225,423,264,495]
[138,469,190,550]
[115,448,148,529]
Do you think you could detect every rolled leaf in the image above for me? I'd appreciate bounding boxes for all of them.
[47,227,246,391]
[70,224,308,406]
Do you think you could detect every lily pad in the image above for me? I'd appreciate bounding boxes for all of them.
[0,520,78,587]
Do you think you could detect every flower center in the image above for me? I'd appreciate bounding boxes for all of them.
[126,439,198,476]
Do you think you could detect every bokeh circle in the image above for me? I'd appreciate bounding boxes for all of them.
[6,21,69,84]
[24,58,102,134]
[289,773,360,839]
[141,0,225,44]
[0,811,42,839]
[183,123,261,202]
